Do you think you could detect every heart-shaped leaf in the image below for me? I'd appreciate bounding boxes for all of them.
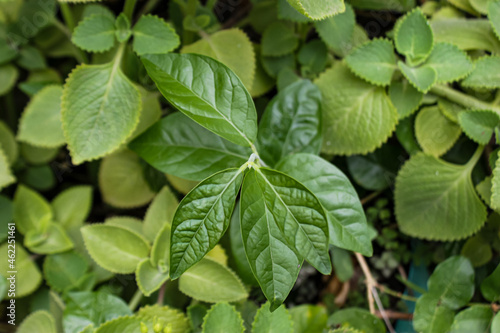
[394,8,434,64]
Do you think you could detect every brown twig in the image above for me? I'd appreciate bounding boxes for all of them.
[375,310,413,321]
[157,283,166,305]
[360,190,382,206]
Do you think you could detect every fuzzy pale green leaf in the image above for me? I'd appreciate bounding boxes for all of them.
[0,243,42,297]
[132,14,180,55]
[25,222,74,254]
[389,80,423,118]
[261,22,299,57]
[71,14,115,53]
[202,303,244,333]
[489,0,500,40]
[51,186,92,229]
[462,56,500,89]
[314,4,355,57]
[394,8,434,64]
[136,258,169,297]
[43,251,89,292]
[458,110,500,145]
[143,186,178,243]
[424,42,474,83]
[14,185,52,235]
[286,0,345,20]
[18,311,56,333]
[252,302,293,333]
[398,61,437,93]
[415,106,461,156]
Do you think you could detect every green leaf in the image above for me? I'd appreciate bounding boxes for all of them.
[277,153,372,256]
[25,222,74,254]
[17,46,46,71]
[170,168,244,279]
[105,216,144,235]
[51,186,93,230]
[130,112,251,181]
[278,0,312,22]
[43,251,89,292]
[285,0,345,20]
[345,39,396,86]
[297,40,328,75]
[314,4,355,57]
[398,61,437,93]
[256,80,322,166]
[114,13,131,43]
[327,308,384,333]
[240,169,301,310]
[395,153,487,240]
[202,303,244,333]
[492,155,500,211]
[476,176,492,206]
[261,22,299,57]
[438,98,465,123]
[136,258,169,297]
[132,14,180,55]
[494,313,500,333]
[63,291,132,333]
[0,243,42,297]
[143,186,178,243]
[18,310,56,333]
[461,235,492,267]
[135,305,190,333]
[315,63,398,155]
[0,120,18,166]
[462,56,500,89]
[98,150,155,208]
[20,144,58,165]
[0,64,19,96]
[14,185,52,235]
[94,316,142,333]
[332,247,354,282]
[252,302,293,333]
[427,256,475,309]
[181,28,255,94]
[261,53,296,79]
[62,61,141,164]
[415,106,461,157]
[290,305,328,333]
[250,44,275,97]
[142,53,257,147]
[425,42,473,83]
[128,87,162,142]
[81,224,150,274]
[489,0,500,40]
[179,258,248,302]
[458,110,500,145]
[0,148,15,189]
[413,294,455,333]
[394,8,434,64]
[71,14,116,53]
[389,80,423,118]
[481,262,500,302]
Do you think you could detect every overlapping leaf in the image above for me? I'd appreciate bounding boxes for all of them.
[286,0,345,20]
[72,14,116,52]
[398,61,437,93]
[424,42,473,83]
[458,110,499,145]
[462,56,500,89]
[202,303,244,333]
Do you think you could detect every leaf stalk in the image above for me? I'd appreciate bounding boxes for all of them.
[430,85,500,114]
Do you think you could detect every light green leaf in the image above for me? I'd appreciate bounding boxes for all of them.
[0,148,15,190]
[136,258,169,297]
[256,80,322,166]
[0,64,18,96]
[0,243,42,297]
[458,110,499,145]
[394,8,434,64]
[395,152,487,240]
[290,305,328,333]
[428,256,475,309]
[277,153,372,256]
[492,154,500,211]
[43,251,89,292]
[52,186,92,229]
[181,29,255,94]
[170,168,244,279]
[143,186,178,243]
[114,13,131,43]
[278,0,312,22]
[151,223,171,270]
[476,176,492,206]
[132,14,180,55]
[415,106,461,156]
[94,316,142,333]
[179,258,248,303]
[240,169,302,310]
[25,222,74,254]
[345,39,396,86]
[438,98,465,123]
[481,262,500,302]
[327,308,384,333]
[142,53,257,147]
[249,44,275,97]
[389,80,423,118]
[14,185,52,235]
[431,19,500,54]
[494,313,500,333]
[315,4,355,57]
[462,56,500,89]
[489,0,500,40]
[135,304,190,333]
[398,61,437,93]
[81,224,150,274]
[61,61,142,164]
[285,0,345,20]
[18,310,56,333]
[0,120,18,165]
[202,303,244,333]
[20,144,59,165]
[130,112,251,181]
[63,291,132,333]
[71,14,116,53]
[461,235,492,267]
[17,46,46,71]
[167,174,199,195]
[252,302,293,333]
[425,42,473,83]
[297,40,328,75]
[413,294,454,333]
[261,22,299,57]
[261,53,296,79]
[315,63,398,155]
[105,216,143,235]
[127,87,162,142]
[449,0,482,14]
[98,150,155,208]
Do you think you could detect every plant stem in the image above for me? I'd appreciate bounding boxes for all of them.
[183,0,199,45]
[123,0,138,21]
[430,84,500,114]
[361,190,382,206]
[157,283,166,305]
[137,0,160,18]
[128,289,143,311]
[466,145,485,170]
[59,3,75,32]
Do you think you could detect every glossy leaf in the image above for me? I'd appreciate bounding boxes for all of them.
[43,251,89,292]
[425,42,473,83]
[136,258,169,297]
[481,262,500,302]
[18,311,56,333]
[458,110,499,145]
[256,80,322,166]
[133,14,180,55]
[262,22,299,57]
[179,258,248,302]
[130,112,251,181]
[394,8,434,64]
[202,303,244,333]
[345,39,396,86]
[398,61,437,93]
[0,243,42,297]
[395,153,487,240]
[143,185,178,243]
[14,185,52,235]
[252,302,293,333]
[285,0,345,20]
[51,186,92,229]
[62,62,141,164]
[413,294,454,333]
[389,80,423,118]
[170,168,244,279]
[315,63,398,155]
[450,305,494,333]
[72,14,115,53]
[462,56,500,89]
[314,4,355,57]
[142,53,257,147]
[81,224,150,274]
